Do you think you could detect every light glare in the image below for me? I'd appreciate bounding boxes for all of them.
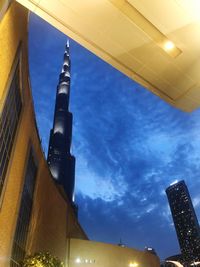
[164,41,175,51]
[129,262,138,267]
[170,180,178,186]
[75,258,81,264]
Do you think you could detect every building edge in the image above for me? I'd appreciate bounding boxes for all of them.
[0,2,87,266]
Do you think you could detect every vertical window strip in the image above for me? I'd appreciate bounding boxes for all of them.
[0,63,22,199]
[10,149,37,267]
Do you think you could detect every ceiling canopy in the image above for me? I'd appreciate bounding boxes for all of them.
[17,0,200,112]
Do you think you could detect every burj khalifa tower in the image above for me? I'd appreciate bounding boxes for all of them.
[47,41,75,204]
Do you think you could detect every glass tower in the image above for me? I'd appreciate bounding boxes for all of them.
[47,41,75,203]
[166,180,200,263]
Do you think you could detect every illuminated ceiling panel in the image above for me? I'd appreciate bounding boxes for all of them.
[16,0,200,112]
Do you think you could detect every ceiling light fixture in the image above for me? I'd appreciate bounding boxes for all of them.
[164,41,175,51]
[111,0,182,58]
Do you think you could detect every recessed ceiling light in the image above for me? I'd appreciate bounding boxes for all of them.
[112,0,182,57]
[164,41,175,51]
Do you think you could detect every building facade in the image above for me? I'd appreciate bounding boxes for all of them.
[47,42,75,203]
[69,239,160,267]
[166,180,200,263]
[0,2,87,267]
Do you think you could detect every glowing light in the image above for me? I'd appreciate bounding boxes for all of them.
[54,122,64,134]
[129,262,138,267]
[61,62,69,72]
[166,261,183,267]
[61,81,69,86]
[191,262,200,266]
[58,85,68,94]
[75,258,81,264]
[72,192,75,202]
[64,71,70,77]
[170,180,178,186]
[50,167,58,179]
[164,40,175,51]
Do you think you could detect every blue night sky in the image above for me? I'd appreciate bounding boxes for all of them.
[29,13,200,260]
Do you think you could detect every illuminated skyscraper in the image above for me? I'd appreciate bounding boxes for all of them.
[166,180,200,263]
[47,41,75,203]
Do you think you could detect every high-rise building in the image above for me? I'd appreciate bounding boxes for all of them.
[166,180,200,263]
[47,41,75,203]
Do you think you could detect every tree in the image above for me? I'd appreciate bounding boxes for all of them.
[21,252,64,267]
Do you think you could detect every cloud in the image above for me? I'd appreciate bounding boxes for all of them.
[161,205,172,223]
[193,196,200,208]
[146,203,158,213]
[75,154,127,202]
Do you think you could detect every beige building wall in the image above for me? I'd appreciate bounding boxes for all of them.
[0,2,87,267]
[69,239,160,267]
[27,160,87,260]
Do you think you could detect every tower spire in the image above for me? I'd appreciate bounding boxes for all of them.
[67,38,69,48]
[47,40,75,204]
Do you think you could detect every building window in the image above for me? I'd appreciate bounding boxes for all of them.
[10,149,37,266]
[0,63,22,198]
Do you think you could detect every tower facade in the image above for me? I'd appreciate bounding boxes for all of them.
[47,42,75,203]
[166,180,200,263]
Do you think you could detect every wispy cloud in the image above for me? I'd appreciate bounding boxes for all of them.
[75,154,127,202]
[193,196,200,208]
